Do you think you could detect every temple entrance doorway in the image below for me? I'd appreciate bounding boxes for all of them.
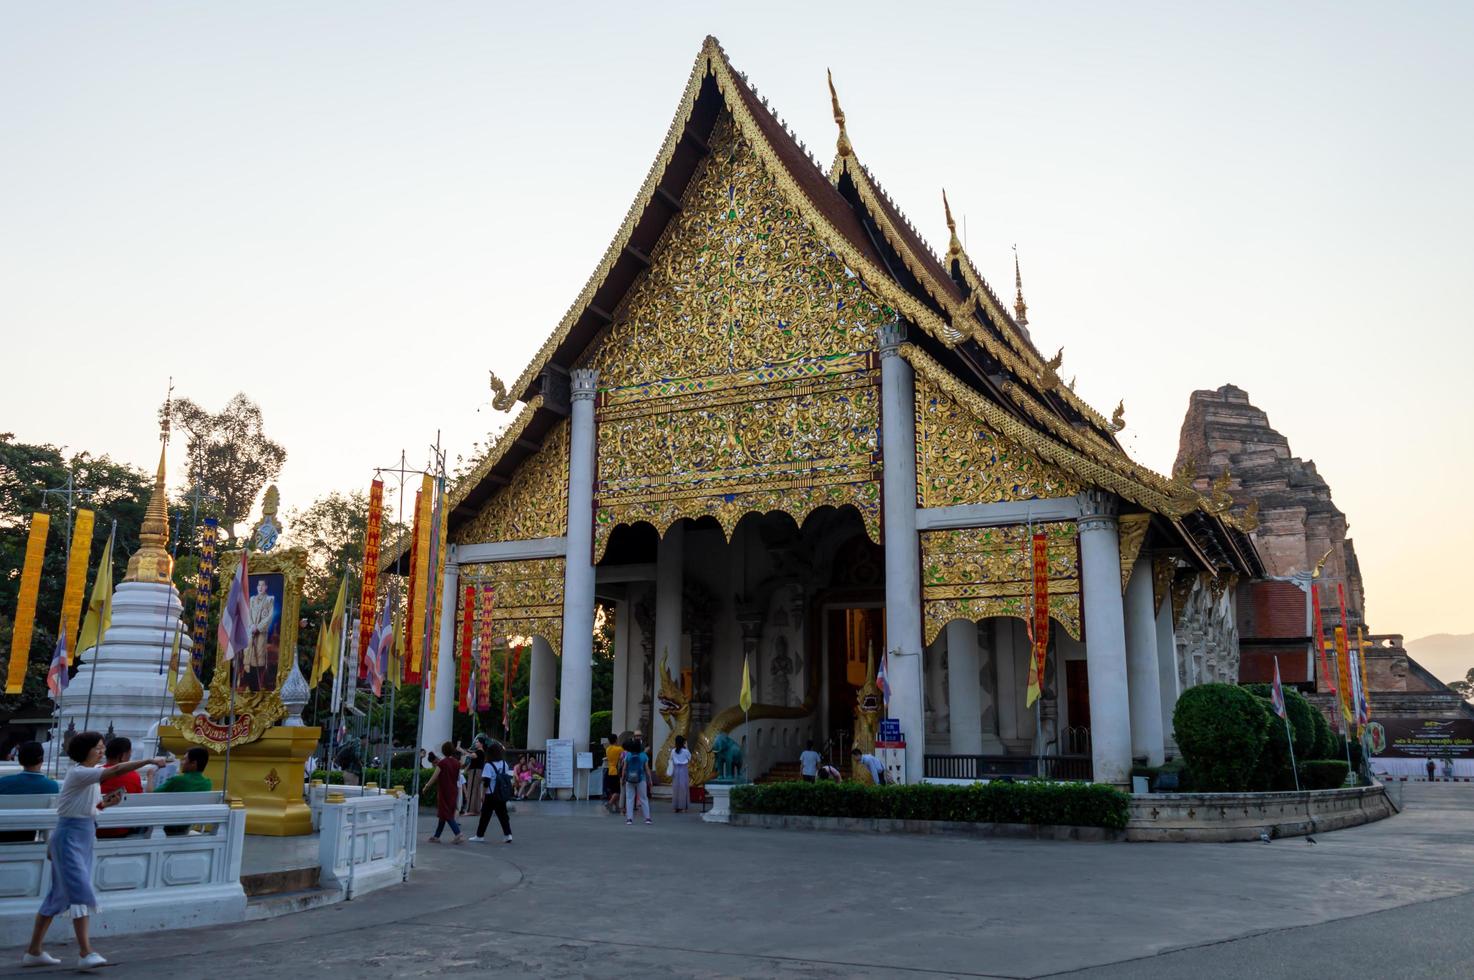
[812,529,885,760]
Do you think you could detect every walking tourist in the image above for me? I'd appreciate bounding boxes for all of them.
[799,740,821,783]
[669,735,691,812]
[423,741,466,844]
[0,742,58,844]
[471,742,513,843]
[23,732,165,970]
[603,733,623,813]
[622,737,652,825]
[463,742,486,816]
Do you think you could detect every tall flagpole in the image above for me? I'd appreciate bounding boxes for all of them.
[80,521,118,733]
[1276,657,1301,792]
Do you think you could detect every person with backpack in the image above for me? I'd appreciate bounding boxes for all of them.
[621,737,652,825]
[471,742,513,843]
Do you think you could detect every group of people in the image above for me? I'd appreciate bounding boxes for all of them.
[600,730,693,824]
[0,734,215,970]
[794,739,888,784]
[423,735,528,845]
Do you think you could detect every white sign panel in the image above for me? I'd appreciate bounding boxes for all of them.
[545,738,575,789]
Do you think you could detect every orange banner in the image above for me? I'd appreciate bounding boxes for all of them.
[459,585,474,713]
[407,477,433,682]
[477,586,494,711]
[1311,583,1334,694]
[426,481,448,710]
[58,509,94,658]
[6,513,50,694]
[357,479,384,677]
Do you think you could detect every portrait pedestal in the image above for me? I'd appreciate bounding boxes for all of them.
[160,724,319,836]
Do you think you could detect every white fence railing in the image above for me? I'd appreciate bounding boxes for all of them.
[0,796,246,947]
[315,791,416,899]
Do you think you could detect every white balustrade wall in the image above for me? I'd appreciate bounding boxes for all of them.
[315,791,416,899]
[0,796,245,947]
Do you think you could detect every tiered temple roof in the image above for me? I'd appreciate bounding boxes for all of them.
[446,37,1261,578]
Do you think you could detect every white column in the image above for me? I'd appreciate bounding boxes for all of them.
[977,624,1005,753]
[423,558,457,754]
[526,636,558,748]
[611,597,629,734]
[945,619,983,756]
[557,369,598,778]
[1155,591,1180,754]
[1124,556,1164,766]
[650,522,684,768]
[879,322,925,780]
[1078,491,1133,786]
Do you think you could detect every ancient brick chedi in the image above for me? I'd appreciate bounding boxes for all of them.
[1174,383,1364,628]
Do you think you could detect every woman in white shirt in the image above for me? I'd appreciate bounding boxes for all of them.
[669,735,692,813]
[23,731,165,970]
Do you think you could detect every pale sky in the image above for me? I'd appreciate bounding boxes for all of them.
[2,3,1470,639]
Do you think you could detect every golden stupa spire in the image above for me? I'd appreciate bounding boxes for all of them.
[827,69,852,158]
[126,382,175,584]
[943,190,964,264]
[1012,245,1029,327]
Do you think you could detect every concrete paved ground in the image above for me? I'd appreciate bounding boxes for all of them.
[3,782,1471,978]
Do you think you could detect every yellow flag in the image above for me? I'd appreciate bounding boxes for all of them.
[74,533,114,664]
[58,509,95,653]
[312,577,347,686]
[739,655,753,713]
[5,513,50,694]
[165,629,183,692]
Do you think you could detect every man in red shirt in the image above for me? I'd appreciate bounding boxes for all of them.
[98,737,144,839]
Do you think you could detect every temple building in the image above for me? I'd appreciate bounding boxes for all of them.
[424,38,1261,787]
[1176,384,1473,775]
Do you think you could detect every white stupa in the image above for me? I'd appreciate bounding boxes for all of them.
[53,443,192,760]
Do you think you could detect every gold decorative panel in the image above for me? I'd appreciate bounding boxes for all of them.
[920,522,1081,646]
[915,368,1080,508]
[454,419,569,546]
[588,111,884,555]
[461,558,565,654]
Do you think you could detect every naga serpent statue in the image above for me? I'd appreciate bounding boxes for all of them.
[654,653,814,786]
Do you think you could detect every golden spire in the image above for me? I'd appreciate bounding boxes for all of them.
[943,190,963,263]
[1013,246,1029,326]
[827,69,852,158]
[126,395,174,584]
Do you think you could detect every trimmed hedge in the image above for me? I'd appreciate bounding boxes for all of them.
[1311,707,1337,759]
[1244,684,1318,791]
[1173,684,1268,792]
[730,780,1131,831]
[1299,760,1350,790]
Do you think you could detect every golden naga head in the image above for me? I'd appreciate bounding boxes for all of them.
[489,371,516,412]
[1038,347,1064,390]
[1234,497,1261,532]
[1111,400,1126,432]
[656,651,687,718]
[1209,468,1234,514]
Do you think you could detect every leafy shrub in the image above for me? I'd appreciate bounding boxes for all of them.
[1299,760,1349,790]
[1241,684,1318,758]
[1243,684,1318,791]
[589,710,613,743]
[1173,683,1269,792]
[730,780,1131,831]
[1311,707,1336,759]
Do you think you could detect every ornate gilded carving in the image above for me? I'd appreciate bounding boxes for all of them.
[588,111,883,557]
[454,418,569,546]
[920,522,1081,646]
[1152,554,1176,614]
[461,558,565,653]
[915,366,1080,507]
[488,371,515,412]
[1111,400,1126,432]
[1117,514,1151,593]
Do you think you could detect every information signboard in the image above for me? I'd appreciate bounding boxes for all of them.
[545,738,575,789]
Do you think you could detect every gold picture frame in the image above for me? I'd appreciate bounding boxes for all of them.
[196,546,307,745]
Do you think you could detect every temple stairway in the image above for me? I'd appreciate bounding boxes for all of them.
[755,761,853,784]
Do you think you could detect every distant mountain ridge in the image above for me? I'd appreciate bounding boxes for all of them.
[1406,633,1474,684]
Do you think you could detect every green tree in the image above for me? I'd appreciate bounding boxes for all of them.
[165,394,286,544]
[0,434,151,715]
[1449,668,1474,701]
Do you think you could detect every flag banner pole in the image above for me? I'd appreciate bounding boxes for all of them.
[5,512,51,695]
[81,522,118,733]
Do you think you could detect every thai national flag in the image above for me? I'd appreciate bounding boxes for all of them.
[46,627,69,699]
[1270,657,1287,720]
[217,552,251,662]
[877,649,892,707]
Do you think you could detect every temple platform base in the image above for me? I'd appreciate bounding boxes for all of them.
[161,724,320,836]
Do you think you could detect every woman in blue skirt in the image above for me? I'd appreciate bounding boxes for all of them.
[23,731,165,970]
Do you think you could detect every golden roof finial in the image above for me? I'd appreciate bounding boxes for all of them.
[126,442,173,584]
[943,190,964,263]
[1013,245,1029,326]
[827,69,852,158]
